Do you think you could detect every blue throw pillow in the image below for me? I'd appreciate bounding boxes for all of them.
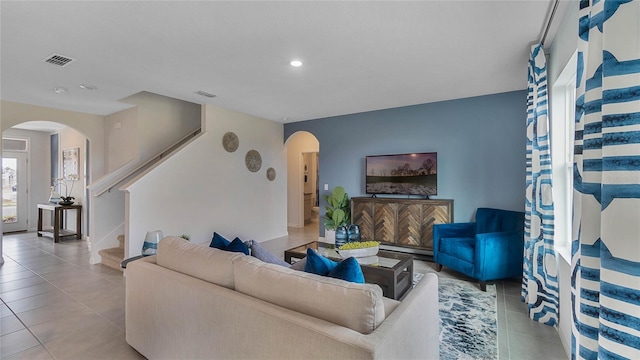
[210,232,230,249]
[304,248,337,275]
[226,237,250,255]
[209,233,249,255]
[328,257,365,284]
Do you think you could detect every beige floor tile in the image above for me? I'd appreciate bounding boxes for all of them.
[506,310,564,343]
[1,314,26,336]
[15,300,87,328]
[42,321,124,359]
[508,332,567,360]
[1,303,14,318]
[0,267,31,278]
[0,328,41,358]
[0,275,47,293]
[5,290,75,314]
[29,311,108,343]
[2,345,54,360]
[0,283,58,303]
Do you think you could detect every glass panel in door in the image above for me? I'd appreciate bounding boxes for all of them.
[3,153,28,232]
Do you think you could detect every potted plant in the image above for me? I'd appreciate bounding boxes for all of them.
[323,186,351,245]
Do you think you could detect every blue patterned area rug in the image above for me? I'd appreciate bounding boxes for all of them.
[413,273,498,360]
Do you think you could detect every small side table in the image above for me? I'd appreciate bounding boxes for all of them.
[37,203,82,243]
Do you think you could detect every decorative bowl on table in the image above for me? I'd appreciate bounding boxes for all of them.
[336,241,380,258]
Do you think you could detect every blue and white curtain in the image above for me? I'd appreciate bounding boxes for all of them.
[571,1,640,359]
[523,44,559,327]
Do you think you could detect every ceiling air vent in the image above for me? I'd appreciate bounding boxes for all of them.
[42,53,76,67]
[195,90,216,98]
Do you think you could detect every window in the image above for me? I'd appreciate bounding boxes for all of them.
[550,52,577,261]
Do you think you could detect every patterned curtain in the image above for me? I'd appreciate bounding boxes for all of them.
[571,1,640,359]
[523,43,559,327]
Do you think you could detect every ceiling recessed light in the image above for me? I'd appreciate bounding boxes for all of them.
[79,84,97,90]
[290,60,303,67]
[52,87,67,94]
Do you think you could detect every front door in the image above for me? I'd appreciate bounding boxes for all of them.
[3,152,28,232]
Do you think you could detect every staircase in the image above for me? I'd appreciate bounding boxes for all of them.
[98,235,125,271]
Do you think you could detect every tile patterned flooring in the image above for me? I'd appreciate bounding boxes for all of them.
[1,225,568,359]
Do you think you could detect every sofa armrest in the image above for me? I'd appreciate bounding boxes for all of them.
[366,272,439,360]
[433,222,475,261]
[475,231,525,281]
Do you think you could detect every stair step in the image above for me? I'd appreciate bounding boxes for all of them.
[99,247,124,272]
[117,235,124,249]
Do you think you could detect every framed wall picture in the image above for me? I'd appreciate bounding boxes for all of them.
[62,147,79,180]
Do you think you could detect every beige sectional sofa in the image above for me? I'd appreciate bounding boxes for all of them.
[125,237,439,359]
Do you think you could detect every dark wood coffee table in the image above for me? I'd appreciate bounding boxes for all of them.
[284,241,414,300]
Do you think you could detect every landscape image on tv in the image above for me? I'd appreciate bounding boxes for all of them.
[366,152,437,196]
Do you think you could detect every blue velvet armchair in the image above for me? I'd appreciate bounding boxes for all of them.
[433,208,525,291]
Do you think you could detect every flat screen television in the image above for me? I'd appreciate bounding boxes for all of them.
[365,152,437,196]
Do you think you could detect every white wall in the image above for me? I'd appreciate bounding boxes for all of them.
[285,132,319,228]
[119,91,201,162]
[2,128,51,231]
[124,104,287,256]
[104,107,138,172]
[58,127,86,235]
[548,0,579,355]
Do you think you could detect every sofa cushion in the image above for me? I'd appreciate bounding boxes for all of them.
[440,237,475,263]
[157,236,243,289]
[233,255,385,334]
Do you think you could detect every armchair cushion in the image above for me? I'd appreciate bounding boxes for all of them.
[439,237,475,264]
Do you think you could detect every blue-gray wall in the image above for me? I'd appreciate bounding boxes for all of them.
[285,90,527,234]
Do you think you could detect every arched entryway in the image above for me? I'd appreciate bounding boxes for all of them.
[1,101,105,264]
[2,122,89,237]
[284,131,319,230]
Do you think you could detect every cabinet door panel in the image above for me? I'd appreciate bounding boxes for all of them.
[352,200,374,240]
[374,203,396,243]
[398,204,421,246]
[421,204,452,249]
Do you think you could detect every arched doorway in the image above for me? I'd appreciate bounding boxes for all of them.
[2,122,89,237]
[285,131,319,230]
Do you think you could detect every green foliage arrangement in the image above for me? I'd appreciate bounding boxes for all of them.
[323,186,351,230]
[338,241,380,250]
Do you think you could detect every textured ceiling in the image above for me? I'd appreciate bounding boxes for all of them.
[0,1,566,124]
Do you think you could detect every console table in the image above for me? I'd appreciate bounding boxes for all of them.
[37,203,82,243]
[351,197,453,253]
